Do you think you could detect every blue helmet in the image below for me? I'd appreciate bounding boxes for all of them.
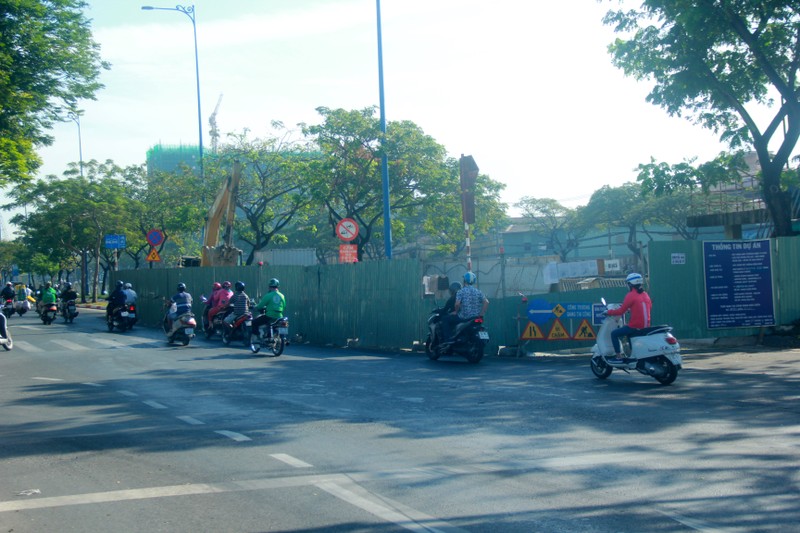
[463,272,476,285]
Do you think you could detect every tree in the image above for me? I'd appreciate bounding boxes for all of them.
[0,0,108,185]
[514,197,588,262]
[605,1,799,236]
[303,107,459,261]
[582,184,651,269]
[208,128,316,265]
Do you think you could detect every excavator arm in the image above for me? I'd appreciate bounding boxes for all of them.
[200,160,242,266]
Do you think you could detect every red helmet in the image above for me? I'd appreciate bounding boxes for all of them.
[213,282,222,290]
[221,281,231,289]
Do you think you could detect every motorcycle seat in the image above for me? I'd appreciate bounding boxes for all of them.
[629,325,672,337]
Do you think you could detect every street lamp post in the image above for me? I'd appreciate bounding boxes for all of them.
[375,0,392,259]
[141,4,204,181]
[67,112,84,177]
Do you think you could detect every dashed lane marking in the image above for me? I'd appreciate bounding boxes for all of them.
[119,390,138,397]
[270,453,313,468]
[176,416,205,425]
[14,341,43,352]
[142,400,167,409]
[31,377,63,382]
[215,430,251,442]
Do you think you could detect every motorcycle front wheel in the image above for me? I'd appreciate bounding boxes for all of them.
[425,335,440,361]
[590,357,613,379]
[221,328,231,345]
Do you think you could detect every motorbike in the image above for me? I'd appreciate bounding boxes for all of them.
[590,299,682,385]
[221,311,253,346]
[200,297,232,340]
[425,307,489,363]
[61,299,79,324]
[0,312,12,351]
[2,298,14,318]
[249,313,288,356]
[163,305,197,346]
[106,305,132,332]
[41,302,59,325]
[122,303,137,330]
[14,298,31,317]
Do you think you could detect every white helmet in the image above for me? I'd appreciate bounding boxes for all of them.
[625,272,644,286]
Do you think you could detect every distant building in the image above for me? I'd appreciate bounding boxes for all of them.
[145,144,200,175]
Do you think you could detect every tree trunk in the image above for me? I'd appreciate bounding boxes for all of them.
[760,163,795,237]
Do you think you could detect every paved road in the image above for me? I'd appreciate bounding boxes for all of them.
[1,309,798,532]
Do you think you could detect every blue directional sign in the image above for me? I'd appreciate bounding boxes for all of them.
[104,234,127,249]
[526,299,554,325]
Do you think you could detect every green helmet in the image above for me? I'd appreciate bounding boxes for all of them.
[269,278,280,288]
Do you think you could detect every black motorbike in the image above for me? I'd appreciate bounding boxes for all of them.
[2,298,14,318]
[249,312,288,356]
[425,307,489,364]
[201,298,233,340]
[61,299,79,324]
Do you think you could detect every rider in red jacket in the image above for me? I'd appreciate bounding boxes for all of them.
[606,272,652,360]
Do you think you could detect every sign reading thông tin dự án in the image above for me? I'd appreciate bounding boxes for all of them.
[703,240,775,329]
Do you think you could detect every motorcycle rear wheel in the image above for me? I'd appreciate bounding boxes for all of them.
[653,358,678,385]
[221,328,231,345]
[465,341,484,364]
[590,357,613,379]
[270,336,285,357]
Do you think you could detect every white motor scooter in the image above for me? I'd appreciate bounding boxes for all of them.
[590,299,681,385]
[0,312,13,351]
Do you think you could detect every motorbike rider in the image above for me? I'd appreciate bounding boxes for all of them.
[203,282,222,326]
[208,281,233,327]
[438,282,462,342]
[443,272,488,343]
[250,278,286,342]
[123,282,138,306]
[225,281,251,325]
[40,281,58,313]
[605,272,652,362]
[167,282,193,333]
[1,282,16,302]
[106,280,127,319]
[60,281,78,304]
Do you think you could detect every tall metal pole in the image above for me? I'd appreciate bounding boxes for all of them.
[141,5,203,181]
[376,0,392,258]
[67,112,84,177]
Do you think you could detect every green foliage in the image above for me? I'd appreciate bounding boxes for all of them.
[604,1,800,236]
[514,197,588,262]
[0,0,109,185]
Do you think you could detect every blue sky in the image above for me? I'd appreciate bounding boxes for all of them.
[35,0,734,217]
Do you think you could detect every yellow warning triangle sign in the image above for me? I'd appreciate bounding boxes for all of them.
[547,318,571,340]
[573,319,596,340]
[520,321,544,340]
[146,248,161,262]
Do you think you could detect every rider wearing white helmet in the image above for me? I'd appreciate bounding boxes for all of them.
[606,272,652,361]
[442,271,489,342]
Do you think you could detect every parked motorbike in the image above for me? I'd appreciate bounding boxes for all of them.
[590,299,682,385]
[249,313,288,356]
[163,306,197,346]
[221,311,253,346]
[0,312,12,351]
[2,298,14,318]
[425,307,489,363]
[41,302,58,325]
[106,305,131,332]
[61,299,79,324]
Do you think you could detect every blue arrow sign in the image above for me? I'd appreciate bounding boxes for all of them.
[526,299,554,325]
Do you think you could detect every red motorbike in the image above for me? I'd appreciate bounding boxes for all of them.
[222,312,253,346]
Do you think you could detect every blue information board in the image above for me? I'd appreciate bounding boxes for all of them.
[104,234,127,249]
[703,240,775,329]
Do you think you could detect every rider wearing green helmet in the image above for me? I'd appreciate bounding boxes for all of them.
[251,278,286,341]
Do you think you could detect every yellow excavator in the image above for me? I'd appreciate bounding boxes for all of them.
[200,160,242,266]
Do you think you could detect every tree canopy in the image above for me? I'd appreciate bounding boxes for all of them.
[604,0,800,236]
[0,0,108,185]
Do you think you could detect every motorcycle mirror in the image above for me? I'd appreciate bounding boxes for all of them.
[601,298,607,307]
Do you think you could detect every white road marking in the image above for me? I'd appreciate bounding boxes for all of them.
[119,390,138,397]
[142,400,167,409]
[14,341,43,352]
[31,377,63,382]
[0,473,463,532]
[82,382,104,387]
[52,339,87,351]
[92,338,126,348]
[657,510,731,533]
[270,453,313,468]
[215,430,251,442]
[176,416,205,425]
